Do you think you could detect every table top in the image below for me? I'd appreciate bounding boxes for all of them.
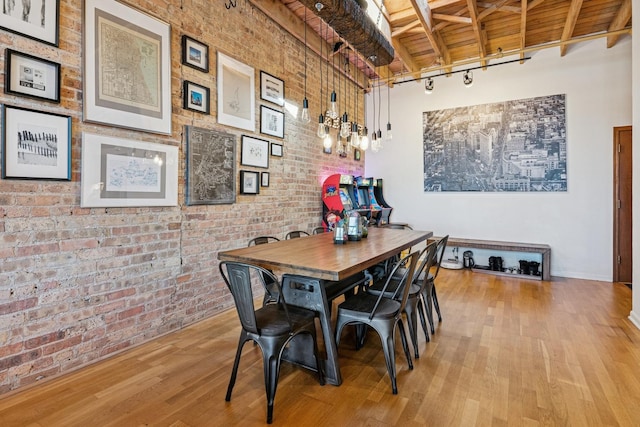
[218,227,433,281]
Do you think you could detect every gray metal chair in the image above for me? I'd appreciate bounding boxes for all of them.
[422,235,449,334]
[219,261,324,424]
[285,230,310,239]
[335,251,419,394]
[247,236,281,305]
[312,226,327,234]
[366,241,438,358]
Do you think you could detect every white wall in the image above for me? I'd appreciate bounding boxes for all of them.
[365,38,631,281]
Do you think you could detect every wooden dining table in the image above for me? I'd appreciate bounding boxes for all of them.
[218,227,433,385]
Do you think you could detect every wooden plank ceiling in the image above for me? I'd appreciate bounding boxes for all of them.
[266,0,631,84]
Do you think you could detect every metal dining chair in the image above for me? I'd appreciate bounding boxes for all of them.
[312,226,326,234]
[422,235,449,334]
[219,261,324,424]
[247,236,281,305]
[335,251,419,394]
[365,241,439,358]
[285,230,310,239]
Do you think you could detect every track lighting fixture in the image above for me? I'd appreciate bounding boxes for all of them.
[424,77,434,94]
[463,70,473,87]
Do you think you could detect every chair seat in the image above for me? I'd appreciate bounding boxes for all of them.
[337,293,401,318]
[255,304,316,336]
[367,277,422,299]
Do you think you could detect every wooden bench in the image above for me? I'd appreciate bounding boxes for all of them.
[428,236,551,281]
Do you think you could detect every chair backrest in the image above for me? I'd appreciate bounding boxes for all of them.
[219,261,292,334]
[312,227,326,234]
[369,251,419,320]
[285,230,310,239]
[248,236,280,246]
[431,235,449,280]
[412,241,439,287]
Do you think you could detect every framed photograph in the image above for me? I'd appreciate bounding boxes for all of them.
[261,172,270,187]
[183,81,210,114]
[84,0,172,134]
[260,105,285,139]
[240,170,259,195]
[0,0,59,46]
[260,71,284,107]
[217,51,255,131]
[270,143,283,157]
[240,135,269,169]
[4,49,61,102]
[1,105,71,180]
[80,133,179,207]
[181,35,209,72]
[185,126,236,205]
[354,148,361,161]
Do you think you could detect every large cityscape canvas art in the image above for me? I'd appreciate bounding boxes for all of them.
[423,94,566,192]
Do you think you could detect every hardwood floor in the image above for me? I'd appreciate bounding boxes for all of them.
[1,270,639,426]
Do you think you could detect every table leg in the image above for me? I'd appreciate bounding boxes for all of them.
[281,275,342,386]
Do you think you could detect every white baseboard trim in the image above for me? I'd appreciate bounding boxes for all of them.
[629,310,640,331]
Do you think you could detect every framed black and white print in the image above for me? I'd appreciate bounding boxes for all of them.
[5,49,61,102]
[260,71,284,107]
[240,170,259,195]
[84,0,172,134]
[181,35,209,72]
[185,126,235,205]
[80,133,178,207]
[261,172,270,187]
[1,105,71,180]
[0,0,59,46]
[183,81,210,114]
[270,143,283,157]
[260,105,285,139]
[217,51,255,131]
[240,135,269,169]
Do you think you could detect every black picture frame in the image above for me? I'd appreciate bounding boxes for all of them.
[240,170,260,194]
[183,81,210,114]
[241,135,269,168]
[181,35,209,72]
[2,105,71,180]
[0,0,59,46]
[4,49,61,103]
[260,71,285,107]
[260,105,285,139]
[270,143,283,157]
[261,172,270,187]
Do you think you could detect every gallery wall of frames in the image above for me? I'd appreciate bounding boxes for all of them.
[0,0,364,394]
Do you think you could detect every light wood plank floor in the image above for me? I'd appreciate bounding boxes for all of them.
[1,270,639,426]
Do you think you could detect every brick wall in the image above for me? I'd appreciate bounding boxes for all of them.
[0,0,364,394]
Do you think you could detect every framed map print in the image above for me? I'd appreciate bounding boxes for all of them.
[83,0,172,134]
[80,133,178,207]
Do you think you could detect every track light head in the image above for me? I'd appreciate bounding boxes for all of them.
[463,70,473,87]
[424,77,434,94]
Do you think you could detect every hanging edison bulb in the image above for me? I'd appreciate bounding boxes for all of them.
[350,122,360,148]
[323,132,333,149]
[360,127,370,151]
[317,113,327,138]
[301,98,310,123]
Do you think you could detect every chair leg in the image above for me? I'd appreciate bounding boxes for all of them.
[404,300,420,359]
[423,285,436,334]
[432,285,442,322]
[396,320,413,371]
[263,352,281,424]
[417,298,430,343]
[380,325,399,394]
[226,335,248,401]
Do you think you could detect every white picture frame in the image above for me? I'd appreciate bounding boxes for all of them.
[83,0,172,134]
[0,0,59,46]
[81,133,178,207]
[217,51,255,131]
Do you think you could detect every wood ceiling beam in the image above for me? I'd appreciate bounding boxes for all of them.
[428,0,461,9]
[559,0,584,57]
[477,2,520,14]
[519,0,527,62]
[466,0,487,67]
[408,0,448,63]
[392,20,421,38]
[607,0,631,48]
[390,37,422,80]
[432,13,471,24]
